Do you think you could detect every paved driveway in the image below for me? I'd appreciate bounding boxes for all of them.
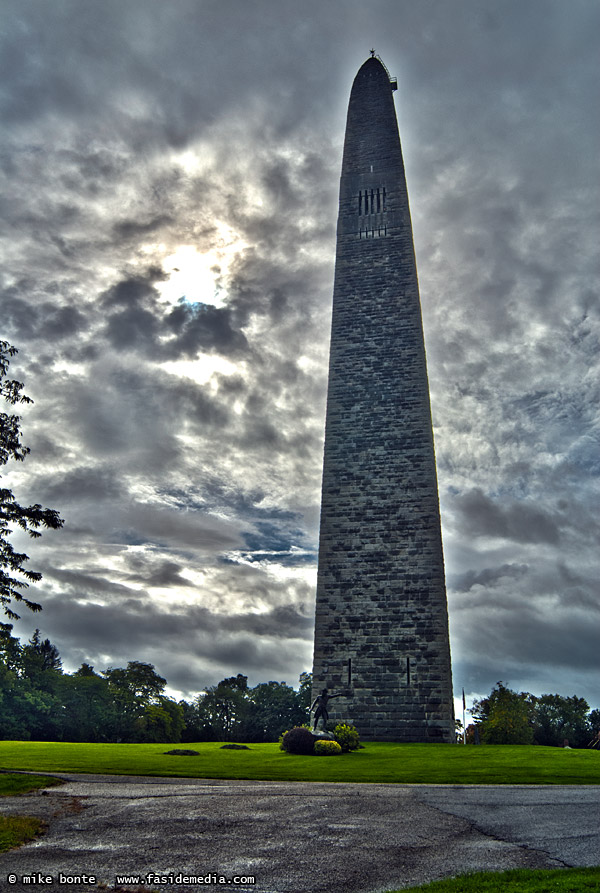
[1,775,599,892]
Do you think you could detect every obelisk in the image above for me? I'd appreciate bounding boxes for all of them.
[311,55,454,741]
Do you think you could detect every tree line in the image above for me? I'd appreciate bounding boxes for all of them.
[0,623,311,743]
[468,681,600,748]
[4,628,599,747]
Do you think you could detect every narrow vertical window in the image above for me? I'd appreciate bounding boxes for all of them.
[358,192,362,216]
[376,188,381,212]
[406,657,411,687]
[370,189,374,214]
[382,187,387,210]
[347,657,352,686]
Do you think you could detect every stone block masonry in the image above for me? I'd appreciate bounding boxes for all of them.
[312,56,454,741]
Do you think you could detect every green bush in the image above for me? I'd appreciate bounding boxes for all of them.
[280,726,315,755]
[333,722,361,752]
[278,724,311,750]
[314,739,342,756]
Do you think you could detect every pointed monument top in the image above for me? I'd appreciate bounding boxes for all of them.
[342,55,402,177]
[357,54,398,91]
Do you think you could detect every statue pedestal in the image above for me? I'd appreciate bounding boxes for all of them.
[311,730,336,742]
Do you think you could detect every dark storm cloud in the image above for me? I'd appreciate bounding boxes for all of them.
[105,305,160,351]
[1,293,89,343]
[102,274,164,308]
[2,0,598,705]
[121,504,244,551]
[449,563,528,594]
[164,300,249,357]
[113,215,174,240]
[40,465,124,503]
[452,488,562,545]
[44,551,195,593]
[0,0,351,156]
[459,601,600,675]
[121,555,195,589]
[38,565,137,600]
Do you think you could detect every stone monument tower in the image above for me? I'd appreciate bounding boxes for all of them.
[311,55,454,742]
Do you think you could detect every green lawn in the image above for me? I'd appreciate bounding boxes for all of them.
[1,741,599,784]
[0,772,63,797]
[393,867,600,892]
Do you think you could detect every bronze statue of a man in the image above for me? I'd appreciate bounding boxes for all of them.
[310,688,343,731]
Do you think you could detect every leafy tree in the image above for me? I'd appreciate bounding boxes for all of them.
[532,693,591,748]
[196,674,250,741]
[183,673,312,742]
[0,676,61,740]
[220,674,249,693]
[471,681,535,744]
[179,698,206,743]
[102,661,168,741]
[588,709,600,736]
[57,667,115,742]
[133,697,185,743]
[0,342,64,619]
[471,683,600,748]
[103,661,167,703]
[246,680,309,742]
[74,662,97,677]
[297,671,312,713]
[159,696,185,741]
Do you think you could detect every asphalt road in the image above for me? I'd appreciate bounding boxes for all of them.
[1,775,599,893]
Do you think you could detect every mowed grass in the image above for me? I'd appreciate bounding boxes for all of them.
[393,867,600,892]
[0,772,63,797]
[1,741,599,783]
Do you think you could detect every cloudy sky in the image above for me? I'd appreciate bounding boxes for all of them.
[1,0,598,717]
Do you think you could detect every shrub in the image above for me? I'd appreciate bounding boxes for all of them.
[333,722,361,752]
[278,724,311,750]
[314,739,342,756]
[280,726,315,755]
